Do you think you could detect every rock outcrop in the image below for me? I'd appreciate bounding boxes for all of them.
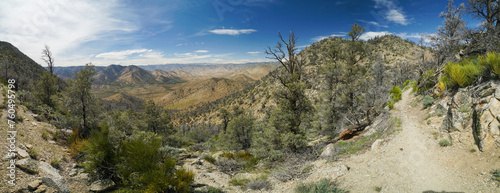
[440,81,500,151]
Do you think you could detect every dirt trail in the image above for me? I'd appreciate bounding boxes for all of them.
[336,90,499,193]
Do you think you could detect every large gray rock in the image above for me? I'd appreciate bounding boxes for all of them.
[16,158,39,174]
[39,161,70,193]
[90,179,116,192]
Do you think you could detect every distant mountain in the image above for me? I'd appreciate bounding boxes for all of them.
[151,69,190,83]
[139,63,278,77]
[0,41,50,90]
[93,65,158,85]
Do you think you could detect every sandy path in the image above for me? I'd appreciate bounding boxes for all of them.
[337,90,499,193]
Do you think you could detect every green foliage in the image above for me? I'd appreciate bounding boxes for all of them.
[27,148,38,160]
[206,187,225,193]
[142,100,174,136]
[224,114,254,150]
[335,132,382,155]
[41,130,49,140]
[389,117,402,128]
[65,63,99,138]
[491,169,500,183]
[470,148,477,153]
[390,86,402,102]
[443,59,482,87]
[202,155,216,164]
[439,139,452,147]
[35,71,58,107]
[294,178,346,193]
[480,52,500,78]
[422,95,434,108]
[83,125,118,180]
[386,101,394,110]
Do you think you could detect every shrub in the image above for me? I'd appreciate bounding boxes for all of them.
[386,101,394,110]
[422,95,434,108]
[246,179,272,191]
[390,86,402,102]
[207,187,225,193]
[41,130,49,140]
[203,155,216,164]
[491,169,500,183]
[229,178,251,188]
[28,149,38,160]
[480,52,500,78]
[216,158,242,175]
[443,59,482,87]
[439,139,452,147]
[294,178,346,193]
[83,125,118,180]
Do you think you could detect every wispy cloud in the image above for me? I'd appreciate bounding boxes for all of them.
[95,49,164,60]
[194,50,209,53]
[209,28,257,35]
[311,33,346,42]
[373,0,409,25]
[247,51,260,55]
[357,20,389,28]
[0,0,138,65]
[359,31,429,42]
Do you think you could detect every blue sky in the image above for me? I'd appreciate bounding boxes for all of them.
[0,0,477,66]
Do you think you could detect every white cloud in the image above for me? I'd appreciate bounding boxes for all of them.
[386,9,408,25]
[194,50,209,53]
[209,29,257,35]
[247,51,260,55]
[372,0,409,25]
[360,31,391,40]
[0,0,138,65]
[311,33,345,42]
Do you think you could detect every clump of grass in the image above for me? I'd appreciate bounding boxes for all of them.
[51,158,61,169]
[389,117,402,128]
[28,149,38,160]
[41,130,49,140]
[207,187,225,193]
[426,120,431,125]
[294,178,346,193]
[335,132,382,155]
[470,148,477,153]
[425,114,431,120]
[439,139,452,147]
[374,186,382,192]
[203,154,216,164]
[491,169,500,183]
[437,113,442,117]
[229,178,251,188]
[432,132,438,140]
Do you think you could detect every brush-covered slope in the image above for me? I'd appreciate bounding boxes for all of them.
[174,35,433,125]
[0,41,48,89]
[93,65,159,85]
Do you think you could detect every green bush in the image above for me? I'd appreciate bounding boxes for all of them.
[83,125,118,180]
[480,52,500,78]
[386,101,394,110]
[491,169,500,183]
[207,187,225,193]
[422,95,434,108]
[390,86,402,102]
[294,178,346,193]
[443,59,483,88]
[439,139,452,147]
[51,158,61,169]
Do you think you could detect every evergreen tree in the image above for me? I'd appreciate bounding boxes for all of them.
[65,63,98,138]
[142,100,174,136]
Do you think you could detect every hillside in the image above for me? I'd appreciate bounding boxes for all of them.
[176,35,433,125]
[0,41,50,90]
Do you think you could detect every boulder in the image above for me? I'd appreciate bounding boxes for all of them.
[320,143,336,158]
[90,179,116,192]
[16,158,39,174]
[39,162,70,193]
[436,98,449,114]
[454,89,472,107]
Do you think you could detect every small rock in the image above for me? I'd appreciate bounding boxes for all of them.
[48,140,56,144]
[26,144,33,149]
[17,148,30,159]
[31,122,38,127]
[191,182,207,188]
[371,139,384,152]
[35,185,48,193]
[69,169,78,177]
[16,158,39,174]
[90,179,116,192]
[28,179,42,190]
[72,173,90,183]
[481,172,486,175]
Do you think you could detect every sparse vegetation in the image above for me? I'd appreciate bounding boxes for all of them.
[439,139,452,147]
[294,178,346,193]
[51,158,61,169]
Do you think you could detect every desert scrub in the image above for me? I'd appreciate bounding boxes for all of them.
[335,132,382,155]
[390,86,402,102]
[389,117,402,128]
[491,169,500,183]
[294,178,346,193]
[439,139,452,147]
[206,187,225,193]
[422,95,434,108]
[41,130,50,140]
[51,158,61,169]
